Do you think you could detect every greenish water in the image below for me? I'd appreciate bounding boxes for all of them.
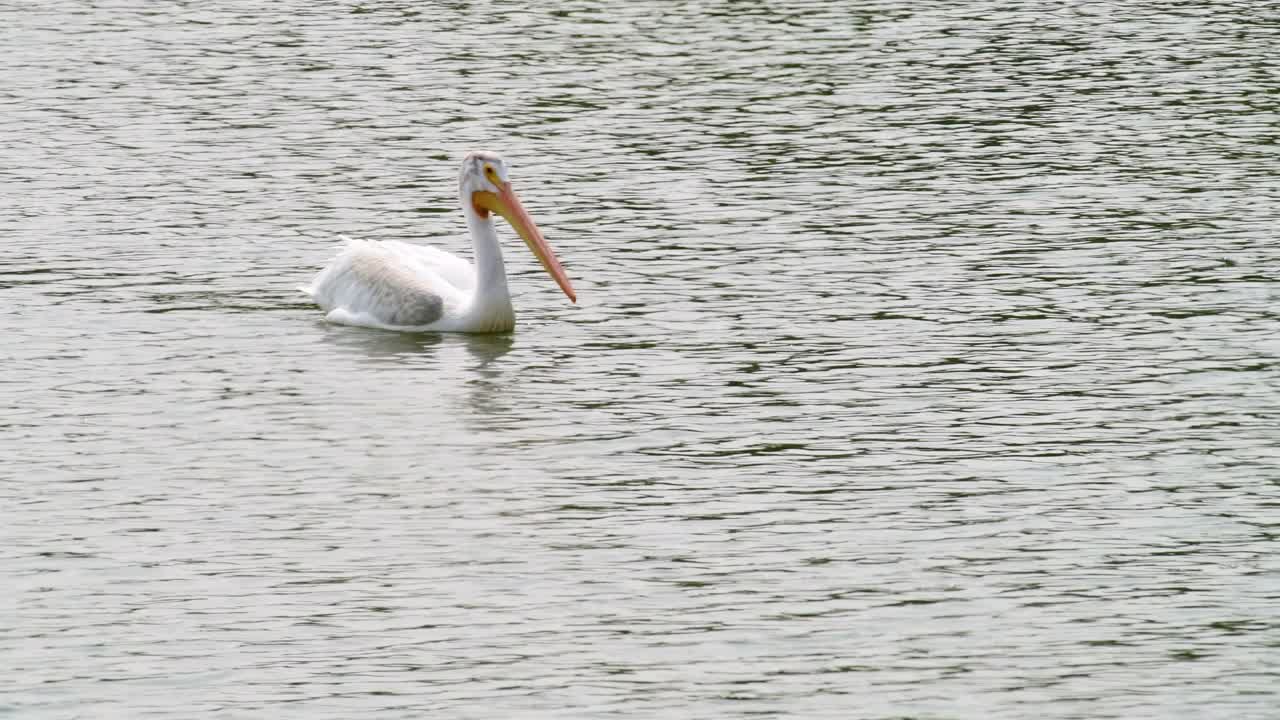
[3,1,1278,718]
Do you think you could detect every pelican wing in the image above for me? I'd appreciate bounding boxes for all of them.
[302,238,475,329]
[376,239,477,293]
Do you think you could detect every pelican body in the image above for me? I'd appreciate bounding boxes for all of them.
[302,151,575,333]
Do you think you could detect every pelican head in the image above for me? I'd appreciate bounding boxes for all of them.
[460,151,576,303]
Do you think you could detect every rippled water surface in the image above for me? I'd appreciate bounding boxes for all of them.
[4,1,1279,717]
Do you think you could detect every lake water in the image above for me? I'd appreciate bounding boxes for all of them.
[3,1,1278,718]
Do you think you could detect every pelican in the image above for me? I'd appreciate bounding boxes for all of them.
[301,151,576,333]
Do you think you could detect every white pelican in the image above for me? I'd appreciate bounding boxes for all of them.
[302,151,576,333]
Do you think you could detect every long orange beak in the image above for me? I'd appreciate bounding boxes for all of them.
[473,183,576,303]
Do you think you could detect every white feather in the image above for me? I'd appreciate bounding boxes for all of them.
[302,237,476,331]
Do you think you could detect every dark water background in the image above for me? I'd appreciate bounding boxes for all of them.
[3,1,1278,717]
